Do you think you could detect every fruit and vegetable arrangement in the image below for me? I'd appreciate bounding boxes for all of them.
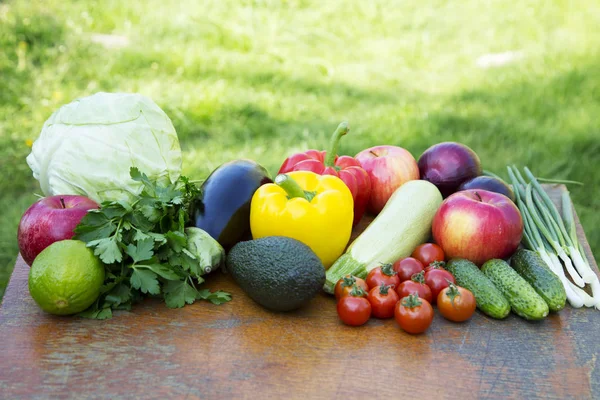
[16,92,599,335]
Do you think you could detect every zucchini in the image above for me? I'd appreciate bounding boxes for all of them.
[323,180,442,294]
[510,249,567,312]
[446,259,510,319]
[481,259,549,320]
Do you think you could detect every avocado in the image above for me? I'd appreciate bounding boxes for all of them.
[227,236,326,312]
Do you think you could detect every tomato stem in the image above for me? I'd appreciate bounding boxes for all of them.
[445,282,461,307]
[349,285,367,297]
[401,293,423,308]
[411,270,425,284]
[380,262,397,277]
[428,260,446,269]
[341,275,356,289]
[379,284,392,295]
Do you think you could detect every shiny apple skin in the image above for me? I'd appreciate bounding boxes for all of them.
[432,189,523,266]
[355,145,419,214]
[17,195,100,266]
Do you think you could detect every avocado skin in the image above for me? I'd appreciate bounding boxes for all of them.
[227,236,326,312]
[190,159,272,251]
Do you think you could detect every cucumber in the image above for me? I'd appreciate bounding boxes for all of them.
[510,249,567,312]
[445,259,510,319]
[481,259,549,320]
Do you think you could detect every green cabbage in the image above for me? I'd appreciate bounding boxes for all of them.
[26,92,182,203]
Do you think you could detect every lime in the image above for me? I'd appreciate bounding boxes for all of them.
[28,240,105,315]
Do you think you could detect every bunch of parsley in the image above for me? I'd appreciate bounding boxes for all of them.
[73,167,231,319]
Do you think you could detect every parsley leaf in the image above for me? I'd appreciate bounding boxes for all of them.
[99,202,129,219]
[74,168,231,319]
[88,235,122,264]
[125,238,154,263]
[104,283,132,307]
[130,269,160,295]
[130,167,156,197]
[138,198,161,223]
[74,212,117,243]
[197,289,232,305]
[136,263,181,280]
[78,306,113,320]
[166,230,187,252]
[155,184,182,204]
[164,280,198,308]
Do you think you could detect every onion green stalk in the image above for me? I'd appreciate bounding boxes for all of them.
[506,166,600,309]
[561,190,600,307]
[506,167,582,306]
[523,167,595,283]
[524,184,584,286]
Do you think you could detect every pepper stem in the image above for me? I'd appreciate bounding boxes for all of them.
[275,174,317,202]
[324,121,349,167]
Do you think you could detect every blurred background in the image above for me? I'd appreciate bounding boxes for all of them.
[1,0,598,298]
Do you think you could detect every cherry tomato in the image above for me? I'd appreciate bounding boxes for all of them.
[424,260,446,273]
[424,269,455,304]
[393,257,424,282]
[437,283,476,322]
[334,275,369,300]
[366,263,400,290]
[367,284,400,319]
[394,294,434,334]
[337,294,372,326]
[395,271,432,303]
[412,243,445,267]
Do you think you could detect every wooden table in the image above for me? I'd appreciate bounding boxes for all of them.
[1,185,598,399]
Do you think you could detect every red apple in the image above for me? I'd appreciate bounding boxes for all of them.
[432,189,523,266]
[355,145,420,214]
[17,195,100,266]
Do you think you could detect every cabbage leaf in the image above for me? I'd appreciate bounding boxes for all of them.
[26,92,182,203]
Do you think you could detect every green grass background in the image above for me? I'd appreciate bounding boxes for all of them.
[1,0,598,298]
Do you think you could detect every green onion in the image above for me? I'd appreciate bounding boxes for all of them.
[535,177,584,186]
[524,183,584,286]
[506,166,600,309]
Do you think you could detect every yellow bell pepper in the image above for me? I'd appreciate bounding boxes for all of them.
[250,171,354,268]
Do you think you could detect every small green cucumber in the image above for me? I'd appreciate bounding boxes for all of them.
[445,259,510,319]
[510,249,567,312]
[481,259,549,320]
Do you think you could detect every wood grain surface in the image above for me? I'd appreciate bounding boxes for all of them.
[1,185,598,400]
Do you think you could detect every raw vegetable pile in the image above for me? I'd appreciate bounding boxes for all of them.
[17,92,598,332]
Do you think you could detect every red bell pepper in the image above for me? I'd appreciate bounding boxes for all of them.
[278,122,371,226]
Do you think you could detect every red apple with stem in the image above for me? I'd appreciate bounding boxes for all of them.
[432,189,523,266]
[17,195,100,266]
[355,145,419,214]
